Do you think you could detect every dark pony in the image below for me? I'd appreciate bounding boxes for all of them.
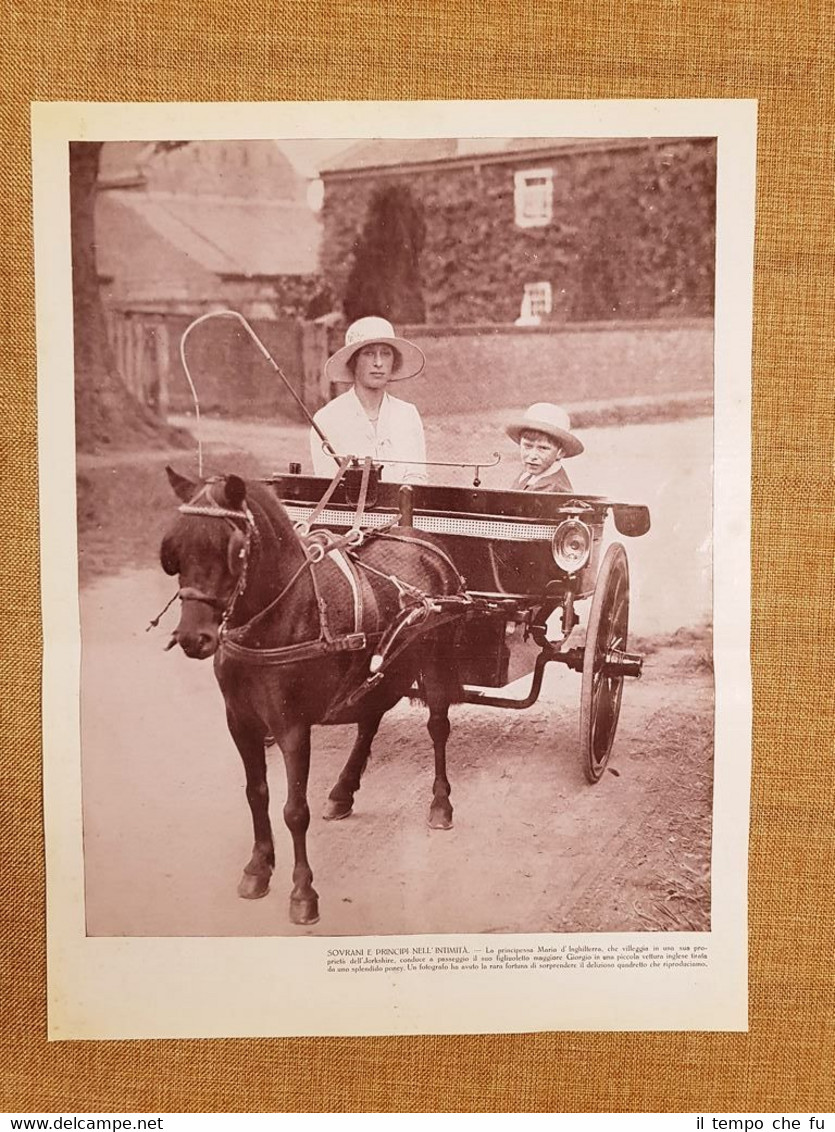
[160,468,464,925]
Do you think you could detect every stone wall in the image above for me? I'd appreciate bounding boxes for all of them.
[328,320,714,418]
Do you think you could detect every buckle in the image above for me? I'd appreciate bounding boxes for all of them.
[342,632,367,651]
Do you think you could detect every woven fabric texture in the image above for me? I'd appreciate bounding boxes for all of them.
[2,0,833,1114]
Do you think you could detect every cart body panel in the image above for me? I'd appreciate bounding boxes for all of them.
[269,469,649,702]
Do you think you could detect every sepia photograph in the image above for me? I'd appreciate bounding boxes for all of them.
[36,100,754,1036]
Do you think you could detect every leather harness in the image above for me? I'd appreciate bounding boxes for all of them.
[173,467,470,713]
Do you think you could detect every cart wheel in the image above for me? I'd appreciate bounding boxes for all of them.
[580,542,630,783]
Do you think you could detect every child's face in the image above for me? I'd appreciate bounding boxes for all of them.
[519,430,564,476]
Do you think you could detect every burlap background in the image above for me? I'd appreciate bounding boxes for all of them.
[2,0,833,1114]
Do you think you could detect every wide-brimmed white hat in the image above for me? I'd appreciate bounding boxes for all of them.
[505,403,584,457]
[324,316,426,383]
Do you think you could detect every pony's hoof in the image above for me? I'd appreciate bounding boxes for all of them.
[429,807,454,831]
[290,895,320,925]
[322,797,353,821]
[238,872,271,900]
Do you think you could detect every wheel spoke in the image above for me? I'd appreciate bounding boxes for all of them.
[580,544,631,783]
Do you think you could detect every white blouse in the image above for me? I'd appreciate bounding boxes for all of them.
[309,387,428,484]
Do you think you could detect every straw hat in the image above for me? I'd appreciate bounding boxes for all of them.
[505,403,584,457]
[324,316,426,383]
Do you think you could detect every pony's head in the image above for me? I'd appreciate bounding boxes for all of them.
[161,467,250,659]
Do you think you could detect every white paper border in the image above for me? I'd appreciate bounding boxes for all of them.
[33,99,756,1039]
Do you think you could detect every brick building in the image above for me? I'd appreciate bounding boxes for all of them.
[318,137,716,325]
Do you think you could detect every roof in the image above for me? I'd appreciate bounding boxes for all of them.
[319,136,702,177]
[319,137,598,175]
[273,140,358,178]
[99,140,304,200]
[320,138,461,174]
[97,190,320,277]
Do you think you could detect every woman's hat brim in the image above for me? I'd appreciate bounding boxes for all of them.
[324,336,426,383]
[506,416,584,457]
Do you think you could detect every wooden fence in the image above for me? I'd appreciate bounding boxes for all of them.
[104,305,330,421]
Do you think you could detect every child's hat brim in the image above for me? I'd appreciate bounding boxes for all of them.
[505,403,584,457]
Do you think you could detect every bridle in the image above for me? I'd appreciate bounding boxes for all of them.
[174,484,259,624]
[170,482,340,647]
[161,463,365,639]
[155,473,468,679]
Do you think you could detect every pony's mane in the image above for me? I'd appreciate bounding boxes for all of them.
[234,477,296,547]
[236,476,289,520]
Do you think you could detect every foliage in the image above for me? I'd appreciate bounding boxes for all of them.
[71,141,191,453]
[342,185,427,323]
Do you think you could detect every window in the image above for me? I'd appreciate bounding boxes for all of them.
[514,167,553,227]
[516,281,552,325]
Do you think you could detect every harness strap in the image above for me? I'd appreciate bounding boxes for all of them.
[301,456,352,531]
[350,556,429,603]
[179,586,228,612]
[327,548,363,633]
[178,503,252,526]
[220,630,376,667]
[308,556,336,645]
[223,556,311,641]
[349,456,373,537]
[331,599,472,715]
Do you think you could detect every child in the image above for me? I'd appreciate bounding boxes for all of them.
[506,403,584,491]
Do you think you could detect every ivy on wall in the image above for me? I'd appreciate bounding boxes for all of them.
[320,139,716,325]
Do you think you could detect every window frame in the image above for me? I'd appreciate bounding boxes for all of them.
[521,280,553,321]
[513,167,554,228]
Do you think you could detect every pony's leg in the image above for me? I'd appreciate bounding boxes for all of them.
[227,712,275,900]
[423,666,454,831]
[322,710,384,821]
[275,721,319,925]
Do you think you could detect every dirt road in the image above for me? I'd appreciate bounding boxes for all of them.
[79,416,714,937]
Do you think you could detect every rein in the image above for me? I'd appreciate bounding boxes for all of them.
[147,487,257,632]
[161,473,469,685]
[163,470,367,665]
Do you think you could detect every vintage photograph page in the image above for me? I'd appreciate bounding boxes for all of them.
[34,99,756,1037]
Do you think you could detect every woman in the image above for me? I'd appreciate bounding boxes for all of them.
[309,316,428,484]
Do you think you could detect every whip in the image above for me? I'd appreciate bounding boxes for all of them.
[179,309,337,477]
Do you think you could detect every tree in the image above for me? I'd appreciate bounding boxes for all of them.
[343,185,427,324]
[70,142,190,453]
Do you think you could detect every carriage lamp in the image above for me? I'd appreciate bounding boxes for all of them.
[551,519,592,573]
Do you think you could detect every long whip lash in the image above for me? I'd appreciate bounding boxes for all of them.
[179,310,501,485]
[179,310,338,478]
